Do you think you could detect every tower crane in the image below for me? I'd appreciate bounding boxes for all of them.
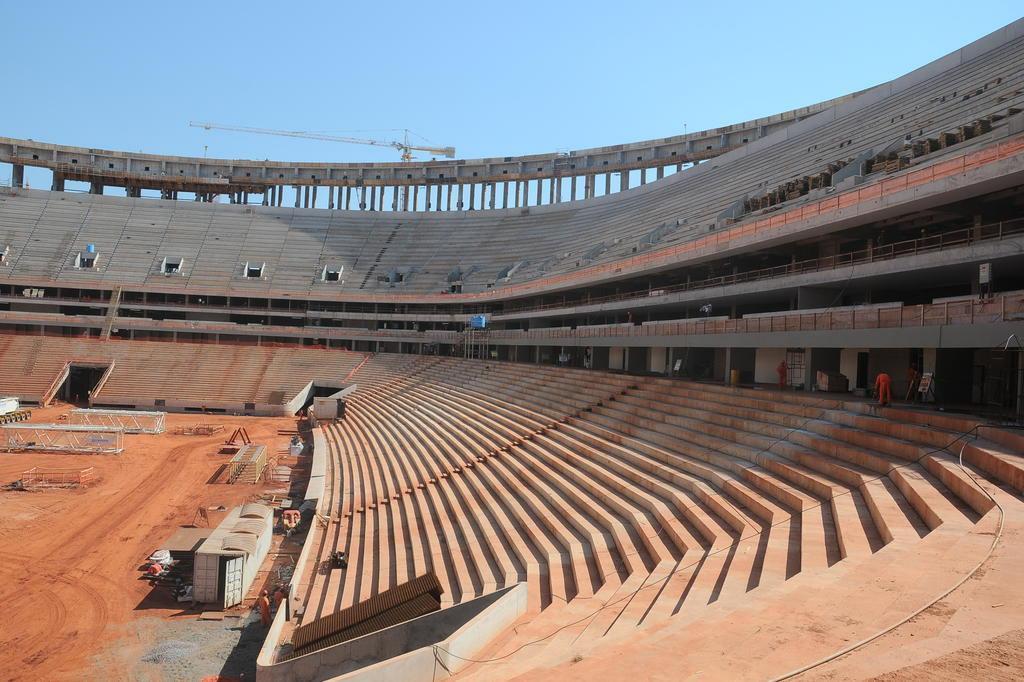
[187,122,456,162]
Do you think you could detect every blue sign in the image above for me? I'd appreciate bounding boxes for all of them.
[469,314,488,329]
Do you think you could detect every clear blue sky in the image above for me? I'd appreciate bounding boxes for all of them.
[4,1,1022,181]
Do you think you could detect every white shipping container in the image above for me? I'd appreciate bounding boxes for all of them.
[0,397,19,416]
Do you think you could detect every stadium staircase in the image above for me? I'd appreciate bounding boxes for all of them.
[100,286,122,341]
[306,356,1023,677]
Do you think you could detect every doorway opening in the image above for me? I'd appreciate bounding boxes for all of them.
[63,364,109,405]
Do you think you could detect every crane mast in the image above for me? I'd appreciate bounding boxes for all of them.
[188,121,455,159]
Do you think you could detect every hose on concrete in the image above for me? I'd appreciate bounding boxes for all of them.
[769,439,1007,681]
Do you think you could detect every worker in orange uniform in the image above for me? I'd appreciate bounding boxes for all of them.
[776,360,788,390]
[281,509,300,537]
[257,589,271,627]
[875,371,893,406]
[273,585,287,610]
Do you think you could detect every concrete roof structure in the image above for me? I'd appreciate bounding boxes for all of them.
[0,89,862,199]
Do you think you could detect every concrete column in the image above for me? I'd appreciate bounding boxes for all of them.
[640,168,647,186]
[310,186,317,207]
[535,179,542,205]
[425,184,431,211]
[345,187,351,210]
[488,183,496,209]
[90,181,104,195]
[369,186,377,211]
[548,178,555,204]
[11,164,24,188]
[278,186,285,206]
[446,185,453,211]
[585,174,594,199]
[604,173,611,195]
[401,186,410,211]
[570,176,577,201]
[555,177,562,203]
[502,181,509,208]
[657,165,664,180]
[328,186,335,209]
[359,186,367,210]
[379,186,385,211]
[413,185,419,211]
[51,173,65,192]
[514,181,521,207]
[457,184,464,210]
[468,184,475,210]
[620,170,630,190]
[294,187,301,208]
[391,187,399,211]
[262,190,269,206]
[436,184,442,211]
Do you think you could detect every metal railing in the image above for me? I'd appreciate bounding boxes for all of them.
[487,291,1023,340]
[0,291,1020,344]
[499,218,1024,316]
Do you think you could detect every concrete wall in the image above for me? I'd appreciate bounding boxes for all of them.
[92,396,291,417]
[306,429,327,505]
[755,348,786,384]
[256,584,528,682]
[840,348,868,389]
[495,322,1024,351]
[649,346,667,374]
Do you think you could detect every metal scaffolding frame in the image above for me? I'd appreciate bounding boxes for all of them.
[68,408,166,434]
[0,424,125,454]
[21,466,96,488]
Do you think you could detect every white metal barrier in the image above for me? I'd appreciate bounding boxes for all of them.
[68,408,166,434]
[0,424,125,454]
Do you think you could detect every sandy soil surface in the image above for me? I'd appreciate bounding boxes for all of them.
[0,405,299,681]
[866,628,1024,681]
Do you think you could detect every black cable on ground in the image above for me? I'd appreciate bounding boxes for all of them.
[769,439,1007,681]
[434,423,988,669]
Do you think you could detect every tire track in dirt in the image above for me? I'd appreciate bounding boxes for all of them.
[0,433,227,679]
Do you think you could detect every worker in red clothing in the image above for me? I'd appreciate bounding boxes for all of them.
[875,371,893,406]
[776,360,788,390]
[257,589,271,627]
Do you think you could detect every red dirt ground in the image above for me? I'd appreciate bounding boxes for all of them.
[0,405,298,681]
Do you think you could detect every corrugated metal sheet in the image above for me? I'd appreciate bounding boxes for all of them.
[221,532,257,555]
[233,519,266,535]
[240,502,272,520]
[292,572,443,652]
[291,593,441,658]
